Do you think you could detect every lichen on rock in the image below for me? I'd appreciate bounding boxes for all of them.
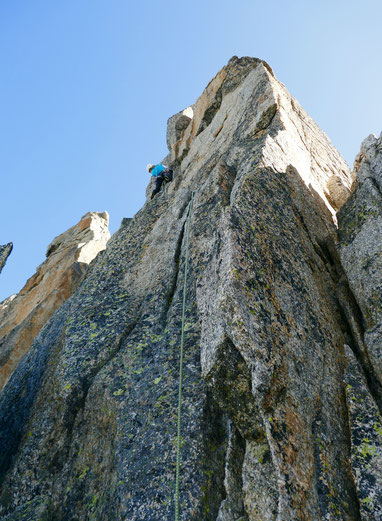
[0,57,381,521]
[338,133,382,381]
[0,212,110,391]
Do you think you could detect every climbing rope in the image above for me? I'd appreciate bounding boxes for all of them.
[174,191,194,521]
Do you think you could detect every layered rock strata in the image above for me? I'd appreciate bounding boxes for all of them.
[0,57,380,521]
[0,212,110,390]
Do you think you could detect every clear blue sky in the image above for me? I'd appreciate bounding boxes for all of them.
[1,0,381,301]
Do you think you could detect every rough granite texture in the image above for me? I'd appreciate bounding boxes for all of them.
[344,346,382,520]
[338,133,382,382]
[0,57,381,521]
[0,243,12,275]
[0,212,110,390]
[338,133,382,521]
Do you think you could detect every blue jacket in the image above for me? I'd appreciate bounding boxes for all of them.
[151,164,167,177]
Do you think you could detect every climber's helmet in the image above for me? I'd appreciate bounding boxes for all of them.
[146,163,154,173]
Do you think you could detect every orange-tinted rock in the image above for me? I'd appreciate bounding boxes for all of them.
[0,212,110,390]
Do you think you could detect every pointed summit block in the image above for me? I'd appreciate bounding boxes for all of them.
[169,55,351,216]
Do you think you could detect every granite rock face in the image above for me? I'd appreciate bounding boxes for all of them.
[0,57,381,521]
[338,133,382,382]
[0,212,110,390]
[344,346,382,520]
[338,134,382,520]
[0,243,12,275]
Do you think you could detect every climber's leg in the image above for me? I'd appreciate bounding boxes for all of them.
[151,175,164,199]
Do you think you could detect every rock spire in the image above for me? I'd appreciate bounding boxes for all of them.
[0,57,381,521]
[0,212,110,390]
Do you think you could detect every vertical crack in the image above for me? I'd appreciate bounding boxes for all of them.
[164,219,186,319]
[336,275,382,415]
[216,422,248,521]
[163,194,194,321]
[318,238,382,415]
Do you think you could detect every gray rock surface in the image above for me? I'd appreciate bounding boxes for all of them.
[338,133,382,381]
[166,107,193,151]
[344,345,382,520]
[0,212,110,391]
[337,134,382,521]
[0,57,380,521]
[0,243,12,275]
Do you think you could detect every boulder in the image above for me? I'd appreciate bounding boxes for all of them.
[166,107,193,151]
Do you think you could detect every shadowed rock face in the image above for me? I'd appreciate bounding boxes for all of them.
[338,133,382,520]
[338,134,382,381]
[0,212,110,390]
[0,57,380,521]
[0,244,12,275]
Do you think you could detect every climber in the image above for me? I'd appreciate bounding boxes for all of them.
[147,163,173,200]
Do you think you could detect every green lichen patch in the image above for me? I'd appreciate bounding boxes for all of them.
[344,347,382,519]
